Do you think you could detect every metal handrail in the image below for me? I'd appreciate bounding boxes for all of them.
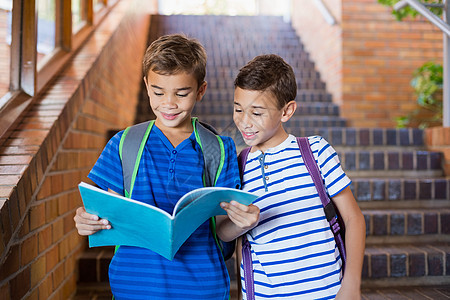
[395,0,449,127]
[313,0,336,25]
[394,0,450,36]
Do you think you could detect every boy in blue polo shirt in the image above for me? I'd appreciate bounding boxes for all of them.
[74,34,260,299]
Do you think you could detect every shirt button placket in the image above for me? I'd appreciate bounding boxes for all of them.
[259,153,269,192]
[169,150,177,178]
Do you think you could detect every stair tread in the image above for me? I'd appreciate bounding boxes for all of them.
[365,243,450,252]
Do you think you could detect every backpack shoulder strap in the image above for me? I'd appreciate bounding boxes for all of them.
[297,137,335,219]
[119,120,154,198]
[297,136,347,269]
[237,147,251,183]
[194,118,224,187]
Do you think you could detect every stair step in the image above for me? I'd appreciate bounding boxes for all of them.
[206,69,320,81]
[361,286,450,299]
[199,116,347,136]
[207,55,316,69]
[338,149,443,175]
[363,208,450,242]
[202,89,332,102]
[351,178,449,204]
[78,247,114,284]
[287,127,425,147]
[362,243,450,283]
[206,77,324,89]
[194,101,340,116]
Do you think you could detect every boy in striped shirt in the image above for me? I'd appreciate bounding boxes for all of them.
[218,54,366,299]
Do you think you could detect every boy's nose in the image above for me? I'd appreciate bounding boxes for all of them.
[162,95,177,107]
[241,113,253,128]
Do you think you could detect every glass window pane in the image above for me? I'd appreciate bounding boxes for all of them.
[37,0,55,64]
[94,0,105,12]
[72,0,85,33]
[0,1,12,98]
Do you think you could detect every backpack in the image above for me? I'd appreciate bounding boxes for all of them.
[237,137,347,299]
[117,117,235,260]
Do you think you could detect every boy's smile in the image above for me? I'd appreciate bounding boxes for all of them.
[233,87,296,153]
[144,70,207,132]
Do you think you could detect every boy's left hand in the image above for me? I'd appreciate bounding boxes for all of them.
[220,201,260,231]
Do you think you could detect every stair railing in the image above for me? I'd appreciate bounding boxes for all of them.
[394,0,449,127]
[313,0,336,25]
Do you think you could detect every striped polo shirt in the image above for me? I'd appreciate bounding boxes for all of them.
[88,124,240,300]
[240,135,351,299]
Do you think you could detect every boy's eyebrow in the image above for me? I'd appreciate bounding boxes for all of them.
[150,84,192,91]
[234,102,267,109]
[176,87,192,91]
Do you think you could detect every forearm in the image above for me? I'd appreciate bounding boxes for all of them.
[215,201,260,242]
[341,210,366,286]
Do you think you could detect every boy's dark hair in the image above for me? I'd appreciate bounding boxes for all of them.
[143,34,207,87]
[234,54,297,109]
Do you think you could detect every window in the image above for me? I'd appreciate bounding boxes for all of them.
[37,0,56,65]
[0,0,119,140]
[93,0,105,12]
[0,1,12,99]
[72,0,89,33]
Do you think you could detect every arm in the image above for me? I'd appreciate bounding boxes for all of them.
[73,188,118,235]
[215,201,260,242]
[332,186,366,300]
[212,136,260,242]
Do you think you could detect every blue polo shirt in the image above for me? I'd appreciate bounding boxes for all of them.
[88,124,240,299]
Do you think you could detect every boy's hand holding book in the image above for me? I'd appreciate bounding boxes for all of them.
[220,201,260,231]
[74,206,111,236]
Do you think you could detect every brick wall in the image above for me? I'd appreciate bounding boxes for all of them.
[291,0,342,106]
[291,0,442,128]
[0,0,156,298]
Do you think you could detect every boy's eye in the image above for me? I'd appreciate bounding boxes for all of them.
[253,112,262,116]
[153,92,163,96]
[176,94,188,98]
[234,108,242,113]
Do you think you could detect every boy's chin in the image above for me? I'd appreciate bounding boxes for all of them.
[241,136,259,147]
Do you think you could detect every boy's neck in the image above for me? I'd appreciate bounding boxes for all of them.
[155,117,194,147]
[252,126,289,153]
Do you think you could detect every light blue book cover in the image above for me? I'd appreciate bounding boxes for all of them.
[78,182,258,260]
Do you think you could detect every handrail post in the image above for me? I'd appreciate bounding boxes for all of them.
[444,0,450,127]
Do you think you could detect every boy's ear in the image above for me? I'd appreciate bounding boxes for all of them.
[281,100,297,123]
[143,76,149,91]
[196,81,208,101]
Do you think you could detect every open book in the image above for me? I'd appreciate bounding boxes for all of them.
[78,182,257,260]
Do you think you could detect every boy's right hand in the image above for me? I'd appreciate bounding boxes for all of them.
[74,206,111,236]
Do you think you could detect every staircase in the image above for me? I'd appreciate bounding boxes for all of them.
[76,15,450,299]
